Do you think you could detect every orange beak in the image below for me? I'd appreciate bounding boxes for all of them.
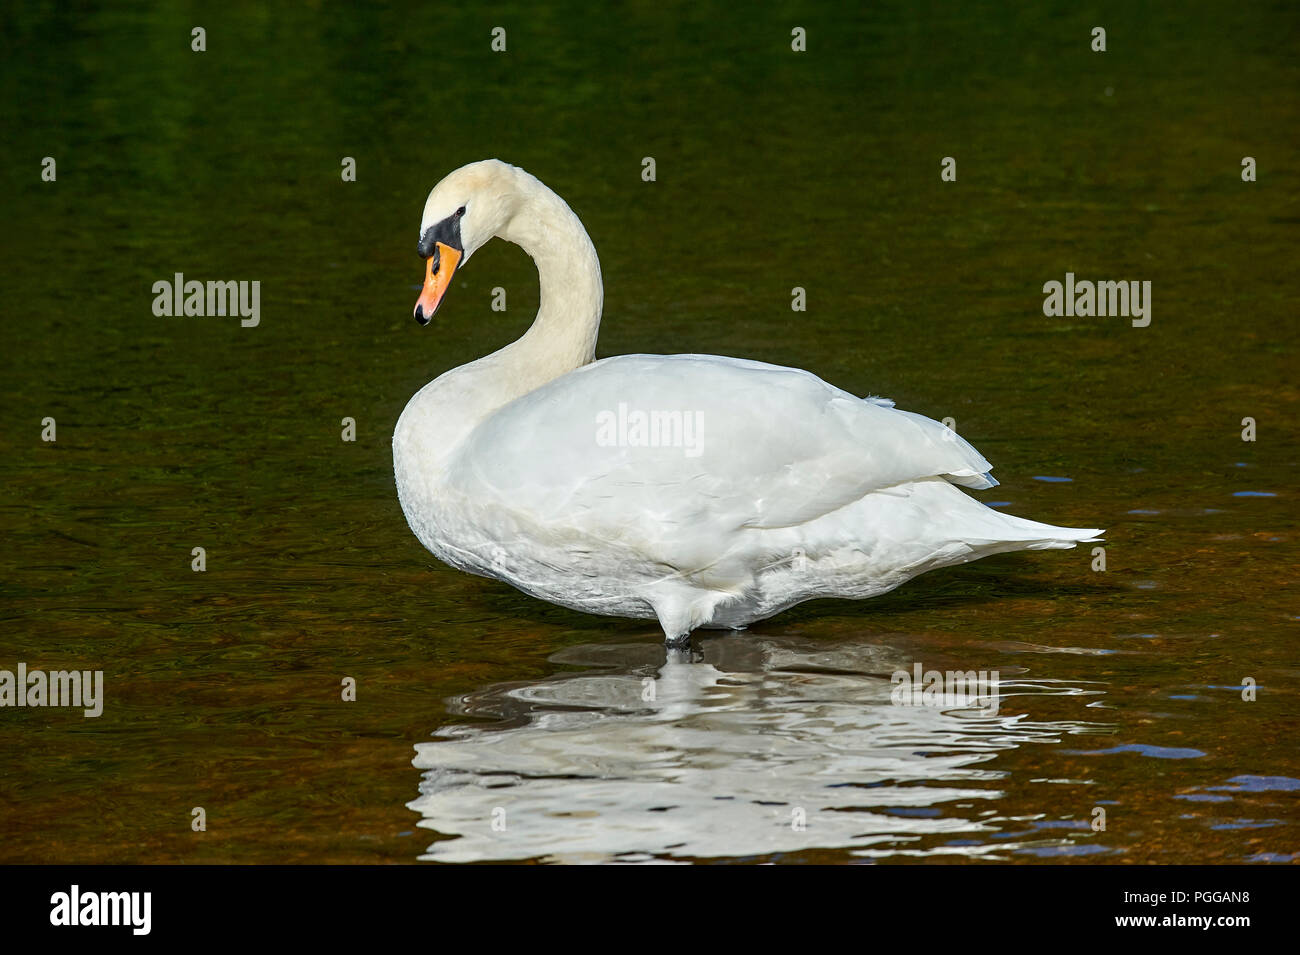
[414,241,462,324]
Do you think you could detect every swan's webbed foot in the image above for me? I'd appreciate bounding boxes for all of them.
[663,632,692,651]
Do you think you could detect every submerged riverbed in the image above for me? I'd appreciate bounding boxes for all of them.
[1,2,1296,863]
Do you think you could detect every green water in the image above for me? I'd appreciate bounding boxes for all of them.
[1,1,1296,862]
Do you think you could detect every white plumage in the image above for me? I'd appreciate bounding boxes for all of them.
[394,160,1101,642]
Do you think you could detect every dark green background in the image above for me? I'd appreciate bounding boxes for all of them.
[1,1,1295,862]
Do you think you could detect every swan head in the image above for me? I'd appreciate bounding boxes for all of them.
[413,159,522,325]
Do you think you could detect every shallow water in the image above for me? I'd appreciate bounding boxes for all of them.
[1,2,1296,863]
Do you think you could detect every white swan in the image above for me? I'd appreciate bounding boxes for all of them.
[394,160,1102,643]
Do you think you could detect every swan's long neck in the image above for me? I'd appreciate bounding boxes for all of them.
[395,173,603,483]
[494,177,603,393]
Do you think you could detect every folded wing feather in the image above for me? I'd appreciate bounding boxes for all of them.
[447,355,997,558]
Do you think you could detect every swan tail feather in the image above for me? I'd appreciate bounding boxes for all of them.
[971,510,1104,549]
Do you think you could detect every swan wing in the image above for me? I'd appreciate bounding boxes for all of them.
[445,355,995,551]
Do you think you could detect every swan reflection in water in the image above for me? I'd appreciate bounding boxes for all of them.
[409,636,1107,863]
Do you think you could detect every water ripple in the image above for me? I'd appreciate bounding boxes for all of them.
[409,638,1107,863]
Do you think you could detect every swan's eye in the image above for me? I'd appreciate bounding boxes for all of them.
[456,206,466,218]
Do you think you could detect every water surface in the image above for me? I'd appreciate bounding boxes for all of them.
[1,1,1296,863]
